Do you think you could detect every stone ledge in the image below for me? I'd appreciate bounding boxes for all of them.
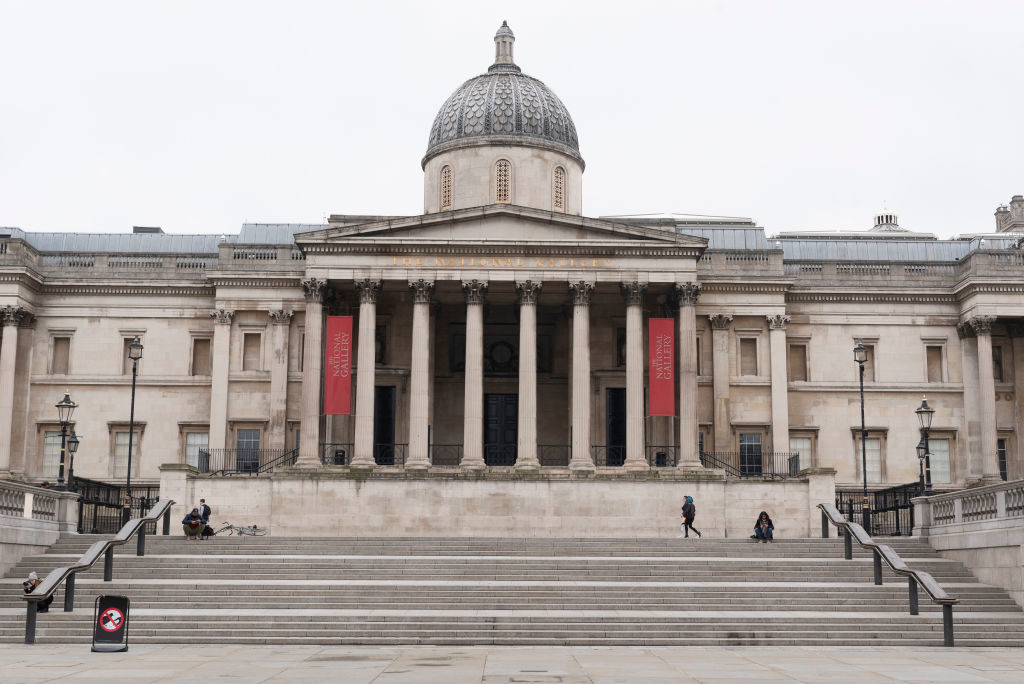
[268,465,732,483]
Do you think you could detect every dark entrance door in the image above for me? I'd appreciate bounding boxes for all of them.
[373,386,397,465]
[484,393,518,466]
[605,388,627,466]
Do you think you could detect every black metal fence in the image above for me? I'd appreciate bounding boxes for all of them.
[196,448,296,475]
[835,483,917,536]
[646,445,678,467]
[700,451,801,478]
[429,444,463,466]
[74,477,159,534]
[538,444,570,467]
[321,443,353,465]
[591,445,625,467]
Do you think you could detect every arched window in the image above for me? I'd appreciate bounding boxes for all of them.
[440,165,452,211]
[553,166,566,211]
[495,159,511,204]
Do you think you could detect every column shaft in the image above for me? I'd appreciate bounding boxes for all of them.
[462,280,487,467]
[768,316,790,456]
[296,279,326,466]
[623,282,647,469]
[957,323,982,482]
[208,309,233,453]
[516,281,540,468]
[972,317,1001,482]
[710,314,733,453]
[570,282,594,470]
[0,309,23,475]
[675,284,700,467]
[406,280,433,469]
[351,280,380,467]
[267,310,292,451]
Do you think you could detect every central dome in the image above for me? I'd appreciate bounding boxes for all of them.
[423,22,582,168]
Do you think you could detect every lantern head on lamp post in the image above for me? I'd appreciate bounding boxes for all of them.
[122,337,143,525]
[853,340,871,533]
[916,437,928,497]
[66,430,80,492]
[916,396,936,496]
[54,391,77,491]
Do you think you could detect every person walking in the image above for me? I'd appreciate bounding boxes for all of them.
[678,495,702,539]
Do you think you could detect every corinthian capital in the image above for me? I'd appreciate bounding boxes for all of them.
[1,306,27,327]
[708,313,733,330]
[302,277,327,303]
[516,280,542,305]
[408,279,434,305]
[620,281,647,306]
[355,279,382,305]
[569,280,594,306]
[969,315,996,337]
[210,309,234,325]
[672,282,701,308]
[268,309,293,326]
[462,279,488,305]
[767,314,791,330]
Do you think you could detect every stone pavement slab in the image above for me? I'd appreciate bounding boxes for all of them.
[2,644,1024,683]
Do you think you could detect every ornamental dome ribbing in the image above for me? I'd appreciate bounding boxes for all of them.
[423,22,583,168]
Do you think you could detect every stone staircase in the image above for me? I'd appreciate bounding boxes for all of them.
[2,535,1023,646]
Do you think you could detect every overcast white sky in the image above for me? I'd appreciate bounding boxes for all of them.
[1,1,1021,239]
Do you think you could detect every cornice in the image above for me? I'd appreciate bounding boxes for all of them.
[698,282,791,294]
[786,290,955,304]
[303,243,702,258]
[207,277,302,289]
[39,284,215,297]
[0,270,44,291]
[955,282,1024,299]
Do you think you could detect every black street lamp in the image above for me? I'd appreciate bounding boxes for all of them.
[853,341,871,534]
[66,430,80,492]
[916,396,936,496]
[916,436,928,497]
[122,337,143,525]
[54,391,77,491]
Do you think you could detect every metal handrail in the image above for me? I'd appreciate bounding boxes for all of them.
[21,498,174,644]
[818,502,958,646]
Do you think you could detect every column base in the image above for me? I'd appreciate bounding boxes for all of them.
[981,474,1005,485]
[623,460,650,472]
[569,461,595,473]
[349,457,376,468]
[461,460,486,471]
[514,461,539,472]
[404,462,430,473]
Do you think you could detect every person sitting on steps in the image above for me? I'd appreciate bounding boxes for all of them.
[754,511,774,543]
[23,572,54,613]
[182,508,206,541]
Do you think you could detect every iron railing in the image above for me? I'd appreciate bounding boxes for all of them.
[538,444,570,467]
[646,445,678,468]
[835,483,918,536]
[700,451,800,478]
[484,444,517,466]
[374,443,407,466]
[196,448,295,475]
[591,445,626,467]
[321,443,353,465]
[429,444,463,466]
[74,478,159,534]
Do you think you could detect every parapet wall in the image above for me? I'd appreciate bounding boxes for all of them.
[160,465,836,539]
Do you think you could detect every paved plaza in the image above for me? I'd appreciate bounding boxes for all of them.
[2,645,1024,683]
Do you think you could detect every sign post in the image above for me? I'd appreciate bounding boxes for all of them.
[91,595,129,652]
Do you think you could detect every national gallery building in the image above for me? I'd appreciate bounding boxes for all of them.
[1,24,1022,535]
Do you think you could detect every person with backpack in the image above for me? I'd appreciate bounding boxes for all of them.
[199,498,215,538]
[678,495,702,539]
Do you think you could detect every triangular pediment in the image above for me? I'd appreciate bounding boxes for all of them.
[295,205,707,250]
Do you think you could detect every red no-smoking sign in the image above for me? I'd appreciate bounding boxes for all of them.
[92,595,130,652]
[99,607,124,632]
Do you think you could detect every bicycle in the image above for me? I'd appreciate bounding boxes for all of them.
[213,522,267,537]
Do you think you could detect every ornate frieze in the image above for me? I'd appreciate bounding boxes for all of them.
[302,277,327,303]
[672,282,700,308]
[408,279,435,305]
[462,279,488,305]
[708,313,733,330]
[210,309,234,325]
[355,279,382,305]
[767,314,791,330]
[569,280,593,306]
[969,315,996,336]
[619,281,647,306]
[268,309,294,326]
[516,280,542,305]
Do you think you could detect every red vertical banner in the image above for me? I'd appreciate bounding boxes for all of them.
[648,318,675,416]
[324,316,353,415]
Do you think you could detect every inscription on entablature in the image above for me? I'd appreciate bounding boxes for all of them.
[389,256,613,268]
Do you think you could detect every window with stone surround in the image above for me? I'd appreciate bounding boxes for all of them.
[495,159,511,203]
[440,165,452,210]
[853,430,885,483]
[242,332,262,371]
[925,343,945,383]
[51,336,71,375]
[788,342,808,381]
[553,166,566,211]
[739,338,757,376]
[739,433,763,475]
[41,429,62,478]
[191,338,211,376]
[856,340,877,382]
[789,433,815,470]
[929,437,951,484]
[184,431,208,469]
[112,428,142,479]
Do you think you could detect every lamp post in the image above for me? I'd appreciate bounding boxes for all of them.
[122,337,143,525]
[853,341,871,534]
[916,436,928,497]
[66,430,80,492]
[915,396,935,496]
[54,391,78,491]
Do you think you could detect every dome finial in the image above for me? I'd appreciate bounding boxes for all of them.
[493,20,516,68]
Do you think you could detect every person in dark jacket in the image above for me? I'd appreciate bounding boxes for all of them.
[678,495,702,539]
[754,511,774,542]
[182,508,205,541]
[23,572,54,613]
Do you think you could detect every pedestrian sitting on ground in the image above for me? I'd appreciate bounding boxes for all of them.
[754,511,774,543]
[23,572,54,613]
[182,508,206,541]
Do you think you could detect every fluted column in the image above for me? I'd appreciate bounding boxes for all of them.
[674,283,701,468]
[709,313,733,453]
[622,281,648,470]
[351,279,381,468]
[208,308,233,453]
[767,315,791,456]
[296,279,326,466]
[0,306,26,476]
[957,323,982,483]
[406,279,434,470]
[516,280,541,469]
[570,281,595,471]
[267,310,292,450]
[461,280,488,468]
[971,316,1001,483]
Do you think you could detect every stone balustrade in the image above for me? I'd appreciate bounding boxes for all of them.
[0,481,79,577]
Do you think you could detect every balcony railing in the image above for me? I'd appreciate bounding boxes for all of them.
[699,451,800,479]
[429,444,463,466]
[645,445,678,468]
[538,444,570,467]
[196,448,297,475]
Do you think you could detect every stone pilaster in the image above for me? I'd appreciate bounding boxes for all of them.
[515,280,541,469]
[351,279,381,468]
[461,280,488,468]
[767,314,791,455]
[0,306,27,476]
[208,308,233,453]
[957,322,982,483]
[296,279,326,465]
[569,281,595,471]
[970,315,1001,483]
[709,313,733,453]
[621,281,648,470]
[406,279,434,470]
[674,283,701,468]
[267,310,293,451]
